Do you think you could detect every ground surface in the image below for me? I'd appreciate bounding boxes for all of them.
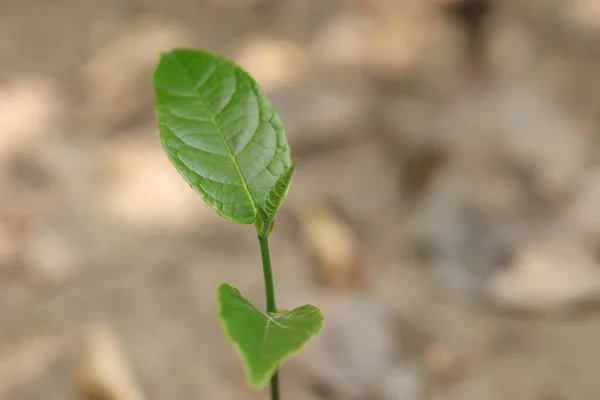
[3,1,600,399]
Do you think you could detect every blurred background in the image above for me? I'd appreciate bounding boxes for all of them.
[2,0,600,399]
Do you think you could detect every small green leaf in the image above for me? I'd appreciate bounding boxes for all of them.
[217,283,323,389]
[262,161,296,222]
[255,206,272,238]
[153,49,292,224]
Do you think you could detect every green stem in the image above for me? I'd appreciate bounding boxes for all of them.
[270,371,280,400]
[259,235,277,313]
[258,233,280,400]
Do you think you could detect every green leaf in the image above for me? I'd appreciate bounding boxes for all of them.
[153,49,292,224]
[217,283,323,389]
[254,206,272,238]
[262,161,296,222]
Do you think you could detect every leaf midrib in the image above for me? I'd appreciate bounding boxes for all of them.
[170,52,258,219]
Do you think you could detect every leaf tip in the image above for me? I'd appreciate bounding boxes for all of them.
[217,282,237,298]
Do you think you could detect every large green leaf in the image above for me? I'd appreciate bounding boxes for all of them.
[153,49,292,224]
[217,283,323,389]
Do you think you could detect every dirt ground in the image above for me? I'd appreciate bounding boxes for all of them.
[3,0,600,399]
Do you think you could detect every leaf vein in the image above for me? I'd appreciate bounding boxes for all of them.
[170,54,258,217]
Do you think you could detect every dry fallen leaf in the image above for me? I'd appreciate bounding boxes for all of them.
[486,236,600,313]
[297,200,362,290]
[0,76,62,166]
[77,323,146,400]
[96,132,221,229]
[81,15,193,128]
[234,37,309,91]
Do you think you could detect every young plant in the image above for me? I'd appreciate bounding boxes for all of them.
[152,49,324,399]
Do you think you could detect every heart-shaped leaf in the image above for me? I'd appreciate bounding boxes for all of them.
[153,49,293,224]
[217,283,324,389]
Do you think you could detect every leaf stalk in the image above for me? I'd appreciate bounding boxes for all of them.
[258,233,280,400]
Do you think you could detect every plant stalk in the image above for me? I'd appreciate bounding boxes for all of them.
[258,233,280,400]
